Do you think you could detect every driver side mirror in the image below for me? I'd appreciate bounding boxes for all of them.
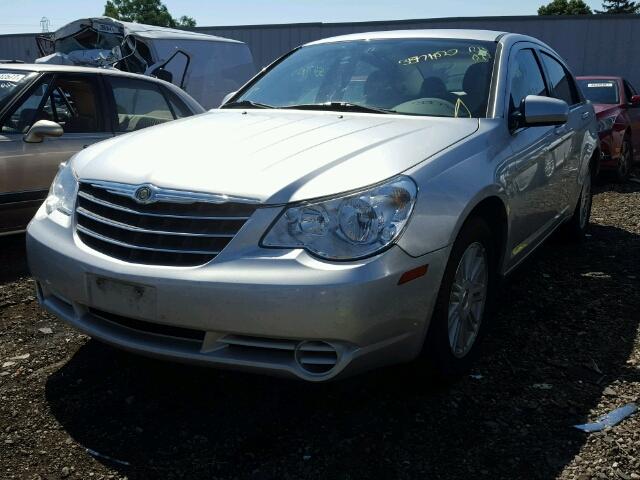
[511,95,569,130]
[630,95,640,107]
[23,120,63,143]
[152,67,173,84]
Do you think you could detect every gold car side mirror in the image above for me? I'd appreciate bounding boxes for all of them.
[23,120,63,144]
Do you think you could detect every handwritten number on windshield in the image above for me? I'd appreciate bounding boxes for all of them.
[398,49,458,66]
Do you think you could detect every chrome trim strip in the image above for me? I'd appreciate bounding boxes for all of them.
[221,336,297,351]
[83,180,261,205]
[298,357,338,365]
[76,225,221,256]
[76,207,236,238]
[77,191,251,221]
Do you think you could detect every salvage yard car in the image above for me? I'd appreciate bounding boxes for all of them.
[36,17,257,109]
[0,63,204,235]
[27,30,599,381]
[577,76,640,181]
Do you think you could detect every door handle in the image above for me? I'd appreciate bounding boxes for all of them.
[581,112,591,120]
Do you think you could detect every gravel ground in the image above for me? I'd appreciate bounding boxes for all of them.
[1,178,639,480]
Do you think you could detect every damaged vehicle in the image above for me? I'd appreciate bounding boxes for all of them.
[0,63,204,235]
[27,30,598,381]
[36,17,256,109]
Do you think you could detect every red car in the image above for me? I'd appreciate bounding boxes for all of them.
[577,76,640,181]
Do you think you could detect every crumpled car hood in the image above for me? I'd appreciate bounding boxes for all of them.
[74,110,479,204]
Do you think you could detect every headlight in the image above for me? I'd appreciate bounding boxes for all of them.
[598,115,617,133]
[262,176,417,260]
[45,161,78,215]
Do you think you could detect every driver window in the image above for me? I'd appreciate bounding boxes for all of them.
[49,77,103,133]
[1,80,51,134]
[508,49,548,115]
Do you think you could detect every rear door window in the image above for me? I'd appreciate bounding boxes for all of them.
[162,88,192,119]
[106,77,175,132]
[540,52,580,106]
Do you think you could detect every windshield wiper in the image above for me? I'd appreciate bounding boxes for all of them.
[281,102,396,114]
[221,100,275,109]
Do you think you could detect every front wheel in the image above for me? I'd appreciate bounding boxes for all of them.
[422,216,496,379]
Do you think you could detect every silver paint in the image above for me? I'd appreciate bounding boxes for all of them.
[26,31,599,380]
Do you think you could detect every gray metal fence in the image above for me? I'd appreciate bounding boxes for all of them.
[1,14,638,86]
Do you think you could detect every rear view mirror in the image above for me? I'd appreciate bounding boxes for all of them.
[23,120,63,143]
[512,95,569,129]
[630,95,640,107]
[152,67,173,84]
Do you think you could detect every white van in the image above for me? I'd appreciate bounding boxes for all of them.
[36,17,256,109]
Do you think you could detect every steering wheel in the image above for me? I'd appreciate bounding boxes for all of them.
[393,97,457,117]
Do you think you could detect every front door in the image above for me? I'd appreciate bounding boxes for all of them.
[503,46,569,261]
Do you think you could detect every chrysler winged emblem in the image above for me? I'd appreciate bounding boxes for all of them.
[133,185,154,204]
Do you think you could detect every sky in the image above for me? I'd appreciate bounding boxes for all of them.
[0,0,605,35]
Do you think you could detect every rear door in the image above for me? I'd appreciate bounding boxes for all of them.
[538,49,590,213]
[623,79,640,159]
[0,73,112,232]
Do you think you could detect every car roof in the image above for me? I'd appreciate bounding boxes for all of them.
[54,17,244,44]
[0,63,169,82]
[306,29,507,45]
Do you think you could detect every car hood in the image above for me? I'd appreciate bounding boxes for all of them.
[74,109,478,204]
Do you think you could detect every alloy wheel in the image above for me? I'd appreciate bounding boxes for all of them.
[447,242,488,358]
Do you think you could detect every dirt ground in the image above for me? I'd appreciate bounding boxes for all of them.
[1,178,639,480]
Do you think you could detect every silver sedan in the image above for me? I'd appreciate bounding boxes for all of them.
[26,29,599,381]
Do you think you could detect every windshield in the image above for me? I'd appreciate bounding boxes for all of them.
[236,38,497,118]
[0,69,37,111]
[578,79,620,105]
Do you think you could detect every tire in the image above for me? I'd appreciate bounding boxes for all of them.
[561,163,593,242]
[614,138,632,183]
[422,216,497,379]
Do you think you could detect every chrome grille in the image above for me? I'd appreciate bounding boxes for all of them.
[75,182,258,267]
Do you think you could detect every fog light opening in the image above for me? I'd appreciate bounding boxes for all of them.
[294,341,338,375]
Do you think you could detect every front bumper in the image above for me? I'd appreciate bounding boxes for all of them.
[27,205,449,381]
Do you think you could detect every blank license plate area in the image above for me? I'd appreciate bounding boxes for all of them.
[86,274,157,319]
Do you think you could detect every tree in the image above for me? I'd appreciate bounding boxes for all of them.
[103,0,196,28]
[595,0,639,13]
[538,0,593,15]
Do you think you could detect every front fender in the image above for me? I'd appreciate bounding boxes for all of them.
[398,125,510,258]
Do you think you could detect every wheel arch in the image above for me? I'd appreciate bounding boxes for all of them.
[450,193,509,275]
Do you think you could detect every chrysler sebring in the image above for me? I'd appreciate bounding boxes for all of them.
[27,30,599,381]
